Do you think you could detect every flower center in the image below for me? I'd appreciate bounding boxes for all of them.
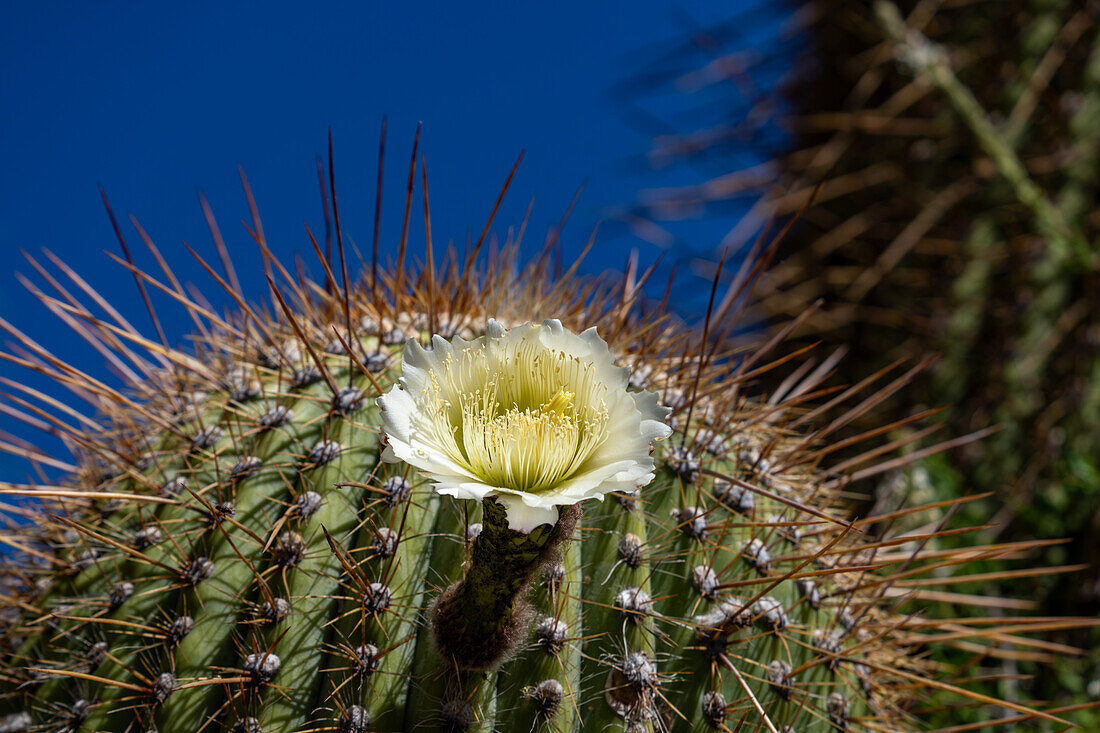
[420,341,611,493]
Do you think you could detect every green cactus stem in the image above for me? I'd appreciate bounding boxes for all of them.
[429,498,580,672]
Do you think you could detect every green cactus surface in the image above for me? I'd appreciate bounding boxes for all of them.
[0,148,1080,731]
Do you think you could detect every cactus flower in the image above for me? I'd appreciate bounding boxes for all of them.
[379,318,672,531]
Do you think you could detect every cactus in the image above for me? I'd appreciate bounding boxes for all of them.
[0,139,1079,732]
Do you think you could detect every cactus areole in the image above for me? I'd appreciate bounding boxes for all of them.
[0,139,1076,732]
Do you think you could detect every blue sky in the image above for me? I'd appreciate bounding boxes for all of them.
[0,2,787,480]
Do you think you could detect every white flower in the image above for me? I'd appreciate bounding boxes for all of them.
[378,319,672,531]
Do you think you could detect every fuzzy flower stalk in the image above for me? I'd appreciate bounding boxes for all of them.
[378,318,671,669]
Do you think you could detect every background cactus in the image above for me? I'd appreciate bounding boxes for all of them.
[0,140,1083,731]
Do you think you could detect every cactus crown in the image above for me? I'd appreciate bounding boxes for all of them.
[0,137,1076,731]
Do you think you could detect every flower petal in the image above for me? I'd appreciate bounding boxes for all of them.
[495,494,559,532]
